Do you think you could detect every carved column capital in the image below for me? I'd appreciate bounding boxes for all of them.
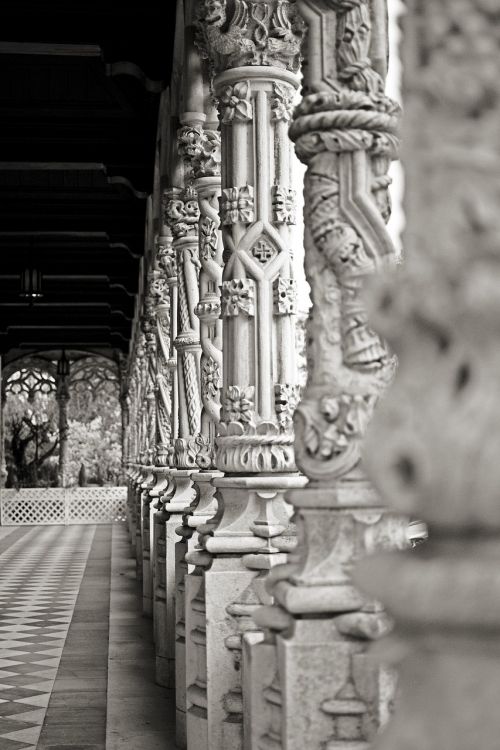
[178,124,222,178]
[196,0,305,75]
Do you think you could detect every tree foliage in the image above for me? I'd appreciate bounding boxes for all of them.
[4,376,122,487]
[4,392,59,487]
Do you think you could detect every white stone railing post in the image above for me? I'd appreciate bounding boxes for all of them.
[251,1,408,748]
[189,3,306,749]
[353,2,500,748]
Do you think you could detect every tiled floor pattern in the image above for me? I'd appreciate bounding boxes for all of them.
[106,524,175,750]
[0,525,96,750]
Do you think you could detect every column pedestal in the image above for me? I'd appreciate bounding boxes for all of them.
[176,470,220,748]
[159,470,197,693]
[140,468,155,616]
[185,474,303,750]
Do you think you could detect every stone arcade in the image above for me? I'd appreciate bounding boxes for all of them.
[1,0,493,749]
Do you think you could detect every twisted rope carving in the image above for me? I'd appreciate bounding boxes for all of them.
[177,261,192,335]
[183,351,201,436]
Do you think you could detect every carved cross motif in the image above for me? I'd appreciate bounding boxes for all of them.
[252,239,276,265]
[221,279,256,317]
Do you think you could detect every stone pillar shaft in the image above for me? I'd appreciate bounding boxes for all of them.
[354,2,500,748]
[188,4,306,750]
[251,1,407,749]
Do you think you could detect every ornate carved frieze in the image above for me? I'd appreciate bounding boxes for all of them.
[196,0,305,74]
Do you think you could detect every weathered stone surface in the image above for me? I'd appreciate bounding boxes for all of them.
[355,1,500,748]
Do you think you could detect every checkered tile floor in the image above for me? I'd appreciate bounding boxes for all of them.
[0,525,95,750]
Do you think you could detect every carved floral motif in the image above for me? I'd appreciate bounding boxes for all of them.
[271,81,295,122]
[166,187,200,240]
[200,217,219,261]
[150,276,169,306]
[273,277,297,315]
[300,393,377,461]
[272,185,296,224]
[220,81,253,123]
[274,383,300,431]
[173,437,199,470]
[220,185,255,225]
[178,125,221,177]
[221,279,256,317]
[223,385,255,424]
[201,357,221,401]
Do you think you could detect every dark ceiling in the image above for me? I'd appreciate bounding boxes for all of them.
[0,3,175,363]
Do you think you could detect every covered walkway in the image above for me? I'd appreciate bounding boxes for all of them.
[0,524,174,750]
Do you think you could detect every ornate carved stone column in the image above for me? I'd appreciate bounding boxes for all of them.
[151,220,183,688]
[177,40,224,744]
[353,2,500,748]
[166,184,202,470]
[141,283,159,618]
[0,367,7,488]
[252,1,408,748]
[190,3,306,749]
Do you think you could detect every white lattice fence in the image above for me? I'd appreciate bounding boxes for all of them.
[0,487,127,525]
